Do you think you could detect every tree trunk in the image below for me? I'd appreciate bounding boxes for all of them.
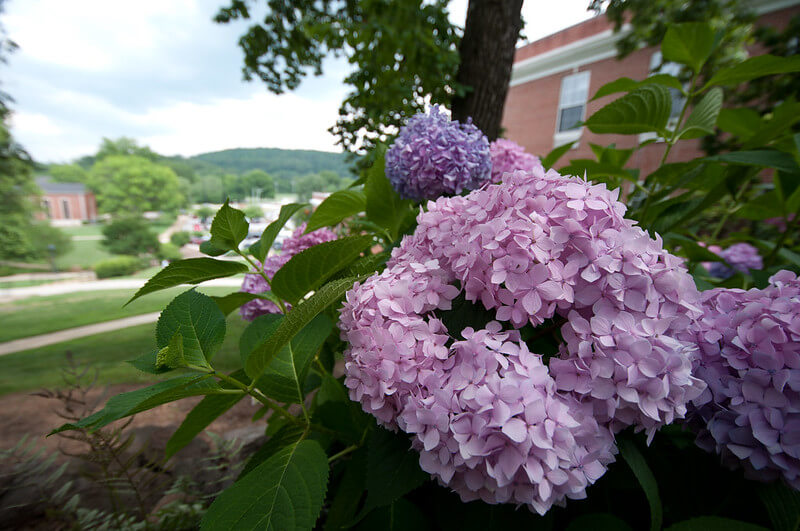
[451,0,523,141]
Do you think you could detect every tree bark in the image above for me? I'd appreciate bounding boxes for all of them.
[451,0,524,141]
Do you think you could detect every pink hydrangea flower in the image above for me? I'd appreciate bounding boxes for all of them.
[489,139,543,183]
[683,270,800,489]
[339,167,704,514]
[240,223,337,320]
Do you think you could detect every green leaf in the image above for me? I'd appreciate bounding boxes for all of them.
[666,517,769,531]
[365,144,413,239]
[156,290,226,368]
[209,200,249,251]
[567,514,634,531]
[255,314,333,404]
[127,258,249,304]
[250,202,307,262]
[757,481,800,531]
[704,54,800,89]
[355,498,428,531]
[245,277,357,380]
[618,436,661,531]
[705,150,800,173]
[559,159,638,183]
[200,239,229,257]
[157,331,188,369]
[585,84,672,135]
[201,440,329,531]
[738,192,783,221]
[127,350,173,375]
[339,251,389,278]
[240,314,284,365]
[677,87,723,140]
[212,292,259,316]
[591,74,683,101]
[51,375,224,434]
[324,447,367,531]
[165,370,248,458]
[542,141,575,169]
[354,428,427,521]
[716,108,762,139]
[239,424,306,479]
[305,190,366,233]
[440,292,497,338]
[664,234,725,262]
[662,22,715,73]
[271,236,373,304]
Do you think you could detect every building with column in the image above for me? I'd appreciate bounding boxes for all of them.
[35,177,98,225]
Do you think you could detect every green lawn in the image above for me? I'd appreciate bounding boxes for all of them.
[0,316,249,396]
[0,286,238,342]
[59,224,104,237]
[55,239,114,270]
[0,278,57,289]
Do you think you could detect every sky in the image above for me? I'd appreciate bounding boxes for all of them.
[2,0,595,163]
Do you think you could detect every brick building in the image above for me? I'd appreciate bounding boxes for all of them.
[35,177,98,225]
[501,0,800,176]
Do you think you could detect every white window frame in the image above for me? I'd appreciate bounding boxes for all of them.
[61,198,71,219]
[42,199,51,219]
[554,70,591,149]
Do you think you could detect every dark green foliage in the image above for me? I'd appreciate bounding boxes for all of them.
[93,256,143,278]
[89,155,185,215]
[101,217,159,256]
[170,230,192,247]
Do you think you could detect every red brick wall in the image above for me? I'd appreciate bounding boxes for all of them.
[38,193,98,221]
[503,5,800,177]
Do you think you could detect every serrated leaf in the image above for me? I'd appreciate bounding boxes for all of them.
[127,350,173,375]
[209,200,249,251]
[619,436,662,531]
[158,332,188,369]
[677,87,723,140]
[339,251,389,278]
[365,144,413,239]
[127,258,248,304]
[586,84,672,135]
[212,292,259,316]
[156,290,226,368]
[200,239,229,257]
[704,54,800,89]
[165,369,248,458]
[271,236,373,304]
[239,424,306,479]
[201,440,329,531]
[662,22,715,73]
[305,190,366,233]
[240,314,284,365]
[665,517,769,531]
[324,447,367,531]
[244,277,358,380]
[250,202,307,262]
[51,375,224,434]
[705,150,800,173]
[254,314,333,404]
[542,141,575,169]
[591,74,683,101]
[351,428,427,524]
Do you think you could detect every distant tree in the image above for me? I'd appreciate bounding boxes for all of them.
[95,137,160,162]
[101,217,160,256]
[48,163,88,183]
[170,231,192,247]
[243,205,264,220]
[89,155,185,215]
[190,175,225,204]
[215,0,523,152]
[241,169,275,199]
[195,206,215,223]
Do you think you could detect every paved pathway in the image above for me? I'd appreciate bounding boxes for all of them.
[0,277,243,301]
[0,312,161,356]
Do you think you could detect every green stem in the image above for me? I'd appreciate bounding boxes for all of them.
[236,248,288,314]
[328,444,359,463]
[206,368,305,427]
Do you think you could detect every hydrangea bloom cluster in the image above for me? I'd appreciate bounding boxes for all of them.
[239,223,337,320]
[339,168,705,513]
[385,105,491,200]
[683,270,800,488]
[489,139,543,183]
[707,242,763,279]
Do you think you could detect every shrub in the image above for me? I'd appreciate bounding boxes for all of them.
[169,230,191,247]
[93,256,142,278]
[157,243,183,262]
[101,217,159,256]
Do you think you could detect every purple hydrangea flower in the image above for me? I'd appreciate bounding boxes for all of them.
[708,242,763,279]
[489,138,543,183]
[385,105,491,200]
[240,223,337,320]
[339,167,704,514]
[683,270,800,489]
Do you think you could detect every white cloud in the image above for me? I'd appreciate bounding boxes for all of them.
[10,111,62,136]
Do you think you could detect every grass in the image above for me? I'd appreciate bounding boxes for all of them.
[0,286,237,343]
[0,316,249,396]
[0,279,57,289]
[55,239,114,270]
[59,224,105,237]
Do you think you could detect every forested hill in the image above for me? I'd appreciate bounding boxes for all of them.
[190,147,352,178]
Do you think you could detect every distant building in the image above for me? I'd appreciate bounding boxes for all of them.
[502,0,800,176]
[35,177,98,225]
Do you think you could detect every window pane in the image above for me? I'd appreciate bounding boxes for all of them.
[559,71,590,107]
[559,106,583,132]
[668,87,684,119]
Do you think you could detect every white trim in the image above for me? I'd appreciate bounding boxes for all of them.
[553,129,583,149]
[511,25,631,86]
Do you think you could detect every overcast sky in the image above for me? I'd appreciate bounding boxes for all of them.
[2,0,595,163]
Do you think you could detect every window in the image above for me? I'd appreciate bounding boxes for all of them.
[557,71,591,133]
[42,199,51,219]
[61,199,71,219]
